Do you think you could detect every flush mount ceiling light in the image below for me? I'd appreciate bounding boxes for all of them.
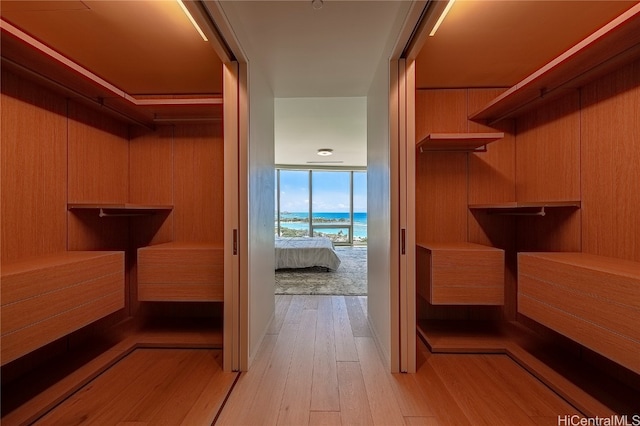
[311,0,323,10]
[317,148,333,156]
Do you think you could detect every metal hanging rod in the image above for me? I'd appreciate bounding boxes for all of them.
[419,145,488,154]
[98,209,152,218]
[492,207,546,216]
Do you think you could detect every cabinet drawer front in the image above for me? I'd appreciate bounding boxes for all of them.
[518,252,640,374]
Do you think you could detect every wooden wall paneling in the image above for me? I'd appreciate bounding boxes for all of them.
[66,210,129,251]
[129,125,173,206]
[67,100,129,204]
[415,89,468,245]
[467,89,516,205]
[415,153,468,244]
[128,124,174,246]
[516,209,582,253]
[581,59,640,262]
[467,89,518,321]
[173,123,224,243]
[515,92,581,202]
[1,70,67,262]
[415,89,467,141]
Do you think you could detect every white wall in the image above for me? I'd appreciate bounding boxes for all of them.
[274,97,367,167]
[247,65,276,364]
[366,54,393,367]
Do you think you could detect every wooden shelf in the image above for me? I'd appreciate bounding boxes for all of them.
[469,201,580,215]
[469,3,640,123]
[68,203,173,217]
[417,132,504,152]
[1,19,223,127]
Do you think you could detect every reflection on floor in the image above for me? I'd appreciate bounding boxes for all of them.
[275,246,367,295]
[33,349,237,425]
[28,349,237,425]
[217,295,580,425]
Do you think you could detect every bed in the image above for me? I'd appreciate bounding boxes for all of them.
[275,236,341,271]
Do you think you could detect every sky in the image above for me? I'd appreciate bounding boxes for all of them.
[278,170,367,213]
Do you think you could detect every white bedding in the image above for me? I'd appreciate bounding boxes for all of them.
[275,237,341,271]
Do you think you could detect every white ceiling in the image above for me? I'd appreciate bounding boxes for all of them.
[275,97,367,167]
[218,0,413,98]
[218,0,414,167]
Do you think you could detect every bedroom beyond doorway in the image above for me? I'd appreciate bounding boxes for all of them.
[274,168,368,296]
[275,169,367,246]
[275,246,367,295]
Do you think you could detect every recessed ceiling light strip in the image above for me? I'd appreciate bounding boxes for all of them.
[429,0,455,37]
[176,0,209,41]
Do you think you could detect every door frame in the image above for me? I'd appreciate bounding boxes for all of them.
[390,58,417,373]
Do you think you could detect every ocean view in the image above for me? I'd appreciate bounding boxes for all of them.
[276,212,367,242]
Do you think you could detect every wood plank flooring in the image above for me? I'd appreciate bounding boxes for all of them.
[32,349,237,425]
[27,295,582,425]
[217,295,581,425]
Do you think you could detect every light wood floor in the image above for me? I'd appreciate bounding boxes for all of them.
[33,348,237,425]
[28,295,581,425]
[216,295,580,425]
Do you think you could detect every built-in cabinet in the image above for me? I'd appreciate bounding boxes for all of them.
[414,4,640,408]
[415,87,513,318]
[416,243,504,305]
[0,22,232,422]
[518,252,640,373]
[1,67,227,347]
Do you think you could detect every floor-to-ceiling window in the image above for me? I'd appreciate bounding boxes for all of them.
[275,168,367,246]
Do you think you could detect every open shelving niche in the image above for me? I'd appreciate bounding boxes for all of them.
[469,3,640,124]
[414,1,640,419]
[414,4,640,402]
[1,19,223,127]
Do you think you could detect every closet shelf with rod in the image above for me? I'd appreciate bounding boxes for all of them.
[68,203,173,217]
[468,201,581,216]
[417,132,504,153]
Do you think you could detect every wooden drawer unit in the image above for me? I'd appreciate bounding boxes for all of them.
[137,242,224,302]
[1,251,125,365]
[518,252,640,373]
[417,243,504,305]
